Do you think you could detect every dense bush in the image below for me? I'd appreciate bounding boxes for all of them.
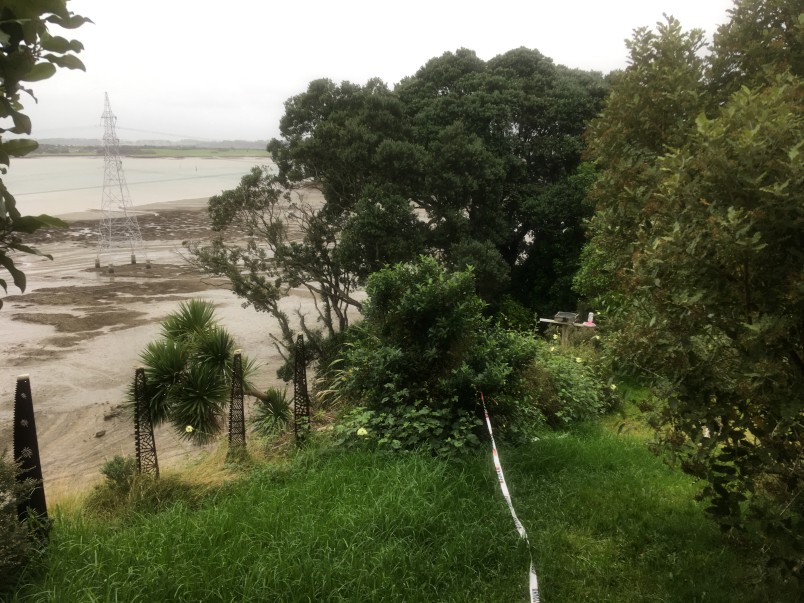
[99,455,137,493]
[86,472,209,520]
[251,387,291,438]
[134,299,256,445]
[321,257,540,453]
[525,341,616,428]
[0,454,38,595]
[576,3,803,578]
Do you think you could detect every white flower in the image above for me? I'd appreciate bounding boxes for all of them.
[549,346,556,353]
[185,425,194,433]
[552,334,559,340]
[575,357,583,363]
[356,427,368,437]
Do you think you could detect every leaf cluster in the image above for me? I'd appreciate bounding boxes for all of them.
[251,386,291,438]
[525,341,616,428]
[0,0,88,306]
[320,257,541,452]
[193,46,608,348]
[0,451,39,595]
[133,299,256,444]
[187,166,363,376]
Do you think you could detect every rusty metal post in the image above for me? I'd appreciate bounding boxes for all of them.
[134,368,159,478]
[293,335,311,442]
[227,350,246,462]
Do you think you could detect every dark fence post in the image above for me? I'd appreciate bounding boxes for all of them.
[227,350,246,462]
[13,374,48,529]
[293,335,311,443]
[134,367,159,478]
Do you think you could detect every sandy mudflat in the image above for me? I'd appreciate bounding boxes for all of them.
[0,195,323,500]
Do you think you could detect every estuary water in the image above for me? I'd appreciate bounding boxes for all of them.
[3,156,270,217]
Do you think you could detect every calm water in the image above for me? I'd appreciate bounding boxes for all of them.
[3,156,271,216]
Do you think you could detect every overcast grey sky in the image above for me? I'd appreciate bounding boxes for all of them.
[25,0,734,142]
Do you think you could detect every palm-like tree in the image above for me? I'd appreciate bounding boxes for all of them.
[135,299,256,445]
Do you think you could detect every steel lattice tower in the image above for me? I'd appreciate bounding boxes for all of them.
[96,92,147,271]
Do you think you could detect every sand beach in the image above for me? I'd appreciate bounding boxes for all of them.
[0,192,322,500]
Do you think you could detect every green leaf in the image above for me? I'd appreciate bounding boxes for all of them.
[20,61,57,82]
[1,138,38,157]
[0,253,26,292]
[9,241,52,260]
[9,111,32,135]
[41,35,84,54]
[45,14,93,30]
[2,189,20,220]
[12,214,68,234]
[44,54,86,71]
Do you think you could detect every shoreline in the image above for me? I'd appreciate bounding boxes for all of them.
[54,196,210,222]
[0,195,297,498]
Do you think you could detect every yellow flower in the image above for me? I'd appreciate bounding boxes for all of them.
[356,427,368,437]
[549,346,556,352]
[609,384,617,391]
[575,357,583,363]
[185,425,194,433]
[552,334,559,340]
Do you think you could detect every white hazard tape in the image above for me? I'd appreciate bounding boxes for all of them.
[481,393,541,603]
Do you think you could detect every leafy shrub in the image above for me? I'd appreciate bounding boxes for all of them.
[334,403,481,454]
[0,453,38,595]
[252,387,291,437]
[526,341,615,428]
[322,257,540,452]
[100,455,137,493]
[133,299,257,445]
[86,473,208,520]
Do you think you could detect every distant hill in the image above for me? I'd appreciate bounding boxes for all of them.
[31,138,271,157]
[36,137,268,149]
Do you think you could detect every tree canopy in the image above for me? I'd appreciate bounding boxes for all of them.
[576,0,803,577]
[192,47,607,346]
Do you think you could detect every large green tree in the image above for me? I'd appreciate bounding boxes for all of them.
[577,1,803,577]
[0,0,89,307]
[393,48,606,310]
[203,47,605,311]
[191,48,606,369]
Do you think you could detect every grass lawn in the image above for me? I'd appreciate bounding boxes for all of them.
[6,425,795,602]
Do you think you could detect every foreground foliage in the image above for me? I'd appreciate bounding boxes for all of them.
[189,46,608,371]
[0,454,39,596]
[134,299,255,444]
[0,0,89,307]
[323,257,540,452]
[577,0,803,577]
[8,427,798,602]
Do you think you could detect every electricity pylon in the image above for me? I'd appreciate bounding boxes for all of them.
[95,92,147,271]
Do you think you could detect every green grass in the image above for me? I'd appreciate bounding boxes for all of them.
[6,426,795,602]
